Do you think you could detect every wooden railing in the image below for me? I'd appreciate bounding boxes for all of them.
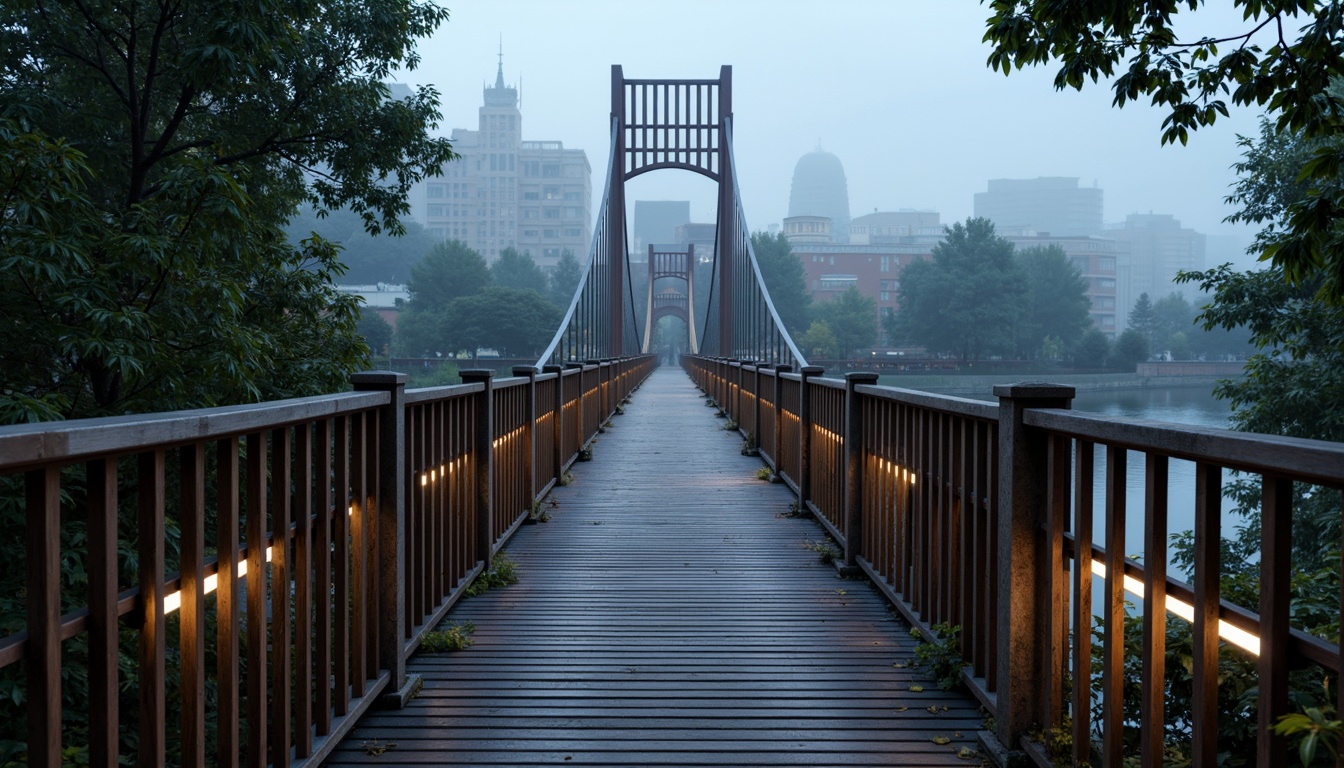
[0,355,656,768]
[684,354,1344,768]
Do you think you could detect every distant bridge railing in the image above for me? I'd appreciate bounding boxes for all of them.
[0,355,656,768]
[683,354,1344,767]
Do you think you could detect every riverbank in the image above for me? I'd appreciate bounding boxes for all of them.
[875,370,1243,398]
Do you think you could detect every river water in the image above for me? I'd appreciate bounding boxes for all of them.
[1067,386,1236,574]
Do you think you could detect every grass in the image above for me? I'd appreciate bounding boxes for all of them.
[559,471,575,486]
[528,498,551,523]
[804,538,840,565]
[754,466,774,481]
[419,621,475,653]
[721,419,737,431]
[466,552,520,597]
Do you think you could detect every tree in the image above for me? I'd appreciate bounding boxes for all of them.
[357,311,395,360]
[982,4,1344,301]
[1016,244,1092,356]
[1110,329,1151,371]
[491,247,550,295]
[0,0,455,420]
[1128,293,1156,346]
[798,321,838,360]
[407,240,492,313]
[750,231,813,336]
[1072,328,1111,369]
[286,205,440,284]
[1152,292,1197,353]
[550,249,585,308]
[892,218,1026,360]
[442,287,561,359]
[815,287,877,359]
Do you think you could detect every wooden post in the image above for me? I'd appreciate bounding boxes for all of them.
[544,365,564,484]
[773,365,791,471]
[991,383,1075,759]
[513,366,538,507]
[797,366,824,512]
[351,371,415,707]
[844,372,879,569]
[460,370,495,567]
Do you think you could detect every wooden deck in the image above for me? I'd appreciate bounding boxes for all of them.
[325,367,984,766]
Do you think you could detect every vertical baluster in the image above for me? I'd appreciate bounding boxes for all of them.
[1072,441,1095,766]
[314,420,333,735]
[87,459,119,768]
[1258,474,1292,764]
[333,417,350,716]
[294,424,314,758]
[350,413,367,694]
[1101,446,1126,767]
[216,438,241,759]
[1191,461,1221,766]
[1045,435,1069,732]
[138,450,167,768]
[25,466,61,768]
[180,445,206,767]
[271,427,292,766]
[1141,454,1168,768]
[244,434,267,768]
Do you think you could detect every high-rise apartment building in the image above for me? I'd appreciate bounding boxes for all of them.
[1105,213,1206,326]
[410,60,591,269]
[974,177,1103,237]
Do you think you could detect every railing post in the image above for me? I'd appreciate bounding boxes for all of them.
[751,363,762,451]
[773,364,791,470]
[513,366,538,507]
[844,372,879,570]
[544,364,564,482]
[797,366,824,512]
[350,370,418,707]
[566,362,583,458]
[460,370,495,568]
[990,383,1075,761]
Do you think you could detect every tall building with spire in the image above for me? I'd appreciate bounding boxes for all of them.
[410,55,591,269]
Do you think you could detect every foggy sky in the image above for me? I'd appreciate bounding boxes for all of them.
[399,1,1271,268]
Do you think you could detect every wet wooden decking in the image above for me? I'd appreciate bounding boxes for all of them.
[325,367,984,766]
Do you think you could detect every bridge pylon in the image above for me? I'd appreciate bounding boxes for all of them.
[642,244,698,355]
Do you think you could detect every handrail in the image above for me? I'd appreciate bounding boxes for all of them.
[0,355,659,767]
[682,353,1344,766]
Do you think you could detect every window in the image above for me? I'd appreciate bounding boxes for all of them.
[1099,256,1116,271]
[564,228,582,237]
[428,184,446,199]
[564,191,582,201]
[523,191,540,200]
[564,164,583,178]
[523,161,540,177]
[543,186,560,199]
[880,291,890,302]
[428,205,445,217]
[543,228,558,238]
[544,208,561,219]
[880,256,891,272]
[543,164,560,177]
[1098,278,1116,290]
[565,207,583,219]
[523,209,539,219]
[523,229,539,237]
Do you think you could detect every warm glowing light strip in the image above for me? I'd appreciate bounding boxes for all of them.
[877,458,917,485]
[1088,560,1261,655]
[163,505,356,615]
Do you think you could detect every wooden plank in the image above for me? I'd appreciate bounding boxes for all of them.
[216,438,241,763]
[245,433,268,768]
[180,445,206,767]
[86,459,119,768]
[326,368,982,766]
[271,427,292,766]
[137,450,166,768]
[25,467,61,768]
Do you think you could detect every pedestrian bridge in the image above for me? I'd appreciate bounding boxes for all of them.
[2,67,1343,768]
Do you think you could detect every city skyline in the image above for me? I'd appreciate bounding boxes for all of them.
[395,1,1268,269]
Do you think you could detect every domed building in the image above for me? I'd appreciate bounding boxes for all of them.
[787,146,851,244]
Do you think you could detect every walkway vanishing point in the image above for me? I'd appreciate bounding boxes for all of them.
[326,368,983,766]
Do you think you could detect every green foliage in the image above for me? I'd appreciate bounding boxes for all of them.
[798,320,839,359]
[1128,293,1156,343]
[405,240,492,315]
[911,623,967,691]
[815,286,878,358]
[1273,707,1344,766]
[804,538,840,565]
[1072,328,1112,369]
[285,204,439,284]
[419,621,476,653]
[491,247,550,294]
[466,552,520,597]
[1110,329,1151,371]
[750,230,813,336]
[1017,244,1093,356]
[892,218,1026,360]
[982,4,1344,301]
[753,466,774,481]
[549,249,585,308]
[357,310,395,360]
